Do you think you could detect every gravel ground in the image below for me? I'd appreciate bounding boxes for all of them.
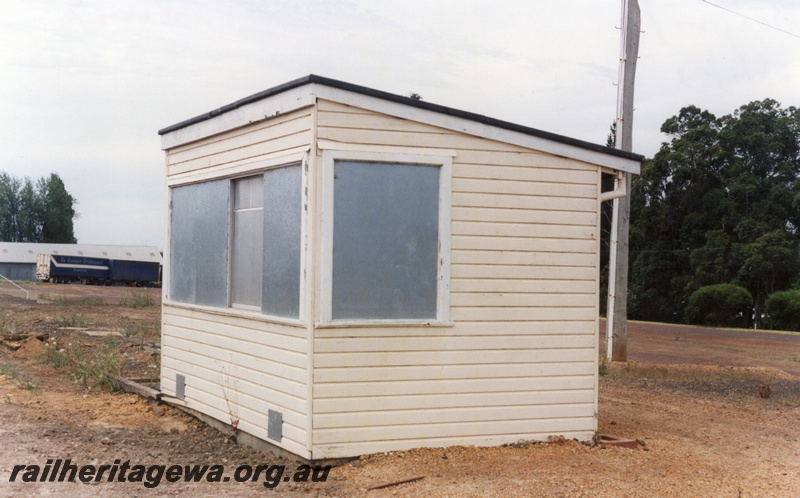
[1,282,799,496]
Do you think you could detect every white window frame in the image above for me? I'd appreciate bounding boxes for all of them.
[229,174,264,312]
[164,153,308,327]
[225,159,308,321]
[319,149,452,326]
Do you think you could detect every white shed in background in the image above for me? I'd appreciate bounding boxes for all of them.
[158,75,642,461]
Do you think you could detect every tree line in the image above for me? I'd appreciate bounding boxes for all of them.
[625,99,800,330]
[0,172,78,243]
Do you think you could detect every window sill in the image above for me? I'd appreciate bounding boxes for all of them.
[314,319,455,329]
[163,301,306,328]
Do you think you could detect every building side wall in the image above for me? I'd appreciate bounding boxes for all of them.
[162,111,314,459]
[0,263,36,281]
[161,305,310,458]
[311,99,600,459]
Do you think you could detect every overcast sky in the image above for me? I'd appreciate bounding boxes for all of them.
[2,0,798,249]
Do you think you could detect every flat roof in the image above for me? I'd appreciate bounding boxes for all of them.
[159,74,644,163]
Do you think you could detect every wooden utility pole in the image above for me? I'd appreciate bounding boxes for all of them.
[607,0,640,362]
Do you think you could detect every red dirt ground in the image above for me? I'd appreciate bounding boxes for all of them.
[603,319,800,376]
[1,282,799,496]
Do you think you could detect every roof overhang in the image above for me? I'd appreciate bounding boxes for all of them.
[159,75,643,174]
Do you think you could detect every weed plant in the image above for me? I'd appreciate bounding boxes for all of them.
[42,337,120,391]
[122,292,155,308]
[57,313,90,329]
[0,361,40,392]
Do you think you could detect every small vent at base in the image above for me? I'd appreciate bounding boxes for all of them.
[176,374,185,399]
[268,409,282,442]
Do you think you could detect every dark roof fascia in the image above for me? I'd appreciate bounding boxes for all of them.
[158,74,644,163]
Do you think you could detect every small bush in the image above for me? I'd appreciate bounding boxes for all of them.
[0,362,19,378]
[123,321,160,339]
[0,362,40,392]
[43,337,120,391]
[122,292,155,309]
[0,312,16,334]
[685,284,753,327]
[598,357,610,376]
[123,322,144,337]
[57,313,89,329]
[765,289,800,331]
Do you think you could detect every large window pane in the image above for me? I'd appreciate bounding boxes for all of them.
[170,180,229,307]
[262,165,302,318]
[332,161,439,320]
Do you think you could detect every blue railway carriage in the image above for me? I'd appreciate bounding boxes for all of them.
[36,253,161,287]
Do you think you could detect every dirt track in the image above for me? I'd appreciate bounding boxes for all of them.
[1,282,799,496]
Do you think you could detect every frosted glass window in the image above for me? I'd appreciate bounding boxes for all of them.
[231,176,264,308]
[332,161,439,319]
[169,164,302,318]
[169,180,229,307]
[262,165,302,318]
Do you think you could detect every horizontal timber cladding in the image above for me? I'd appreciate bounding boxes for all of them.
[312,416,595,447]
[161,305,310,458]
[166,108,313,178]
[312,99,600,455]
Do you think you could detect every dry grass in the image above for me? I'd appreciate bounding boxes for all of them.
[608,361,800,407]
[41,335,121,391]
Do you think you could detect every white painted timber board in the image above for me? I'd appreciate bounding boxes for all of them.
[314,320,596,338]
[312,415,596,445]
[314,334,595,353]
[314,388,595,413]
[165,305,307,339]
[168,131,312,176]
[163,334,306,385]
[313,375,594,398]
[451,236,596,253]
[450,264,595,281]
[450,249,597,267]
[159,362,309,457]
[161,354,307,422]
[450,278,595,294]
[311,429,594,459]
[161,86,315,149]
[168,110,312,164]
[452,178,596,199]
[161,340,307,401]
[451,206,597,226]
[455,149,597,171]
[313,348,594,368]
[163,312,308,356]
[451,224,597,241]
[166,149,308,187]
[449,307,598,322]
[452,192,597,212]
[314,403,595,429]
[454,163,597,184]
[449,292,596,308]
[314,361,594,384]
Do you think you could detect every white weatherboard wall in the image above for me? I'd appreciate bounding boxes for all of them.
[161,107,314,459]
[311,100,600,458]
[160,77,639,461]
